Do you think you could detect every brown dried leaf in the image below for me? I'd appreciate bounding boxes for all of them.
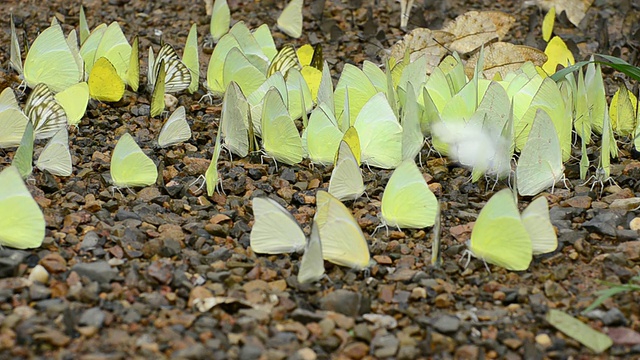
[389,28,455,73]
[442,11,516,55]
[532,0,594,27]
[465,42,548,79]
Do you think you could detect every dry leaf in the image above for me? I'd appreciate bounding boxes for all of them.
[389,28,455,73]
[465,42,548,79]
[442,11,516,55]
[529,0,594,27]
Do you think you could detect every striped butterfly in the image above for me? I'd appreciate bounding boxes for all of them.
[267,45,301,77]
[148,44,191,94]
[25,83,68,140]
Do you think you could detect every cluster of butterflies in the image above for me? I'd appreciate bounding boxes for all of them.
[0,3,629,277]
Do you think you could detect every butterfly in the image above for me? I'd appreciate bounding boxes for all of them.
[314,191,371,270]
[220,81,252,158]
[157,106,192,148]
[516,109,564,196]
[0,166,46,249]
[328,134,365,202]
[54,82,89,125]
[380,159,438,229]
[249,197,306,254]
[277,0,303,38]
[148,44,192,94]
[210,0,231,42]
[18,21,83,92]
[12,121,35,179]
[35,127,72,177]
[267,45,301,77]
[25,83,68,140]
[302,103,343,165]
[520,196,557,255]
[0,88,30,148]
[261,87,304,165]
[297,220,325,284]
[353,92,403,169]
[150,60,167,118]
[110,133,158,188]
[183,24,200,94]
[466,189,532,271]
[88,57,125,102]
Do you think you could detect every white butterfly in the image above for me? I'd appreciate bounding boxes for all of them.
[148,44,192,94]
[25,83,68,140]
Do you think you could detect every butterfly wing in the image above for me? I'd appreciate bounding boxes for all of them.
[0,166,45,249]
[158,106,191,147]
[297,221,325,284]
[206,126,223,196]
[249,197,306,254]
[521,196,557,255]
[12,121,35,179]
[183,25,200,93]
[110,133,158,187]
[55,82,89,125]
[469,189,532,271]
[314,191,370,270]
[381,159,437,228]
[277,0,303,38]
[221,81,250,158]
[25,84,68,140]
[150,60,167,118]
[210,0,231,42]
[23,23,83,92]
[261,88,303,165]
[328,140,365,201]
[0,88,29,148]
[35,127,72,176]
[127,36,140,91]
[88,57,125,102]
[155,44,191,94]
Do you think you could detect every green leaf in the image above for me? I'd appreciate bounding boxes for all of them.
[550,60,592,81]
[595,54,640,82]
[546,309,613,353]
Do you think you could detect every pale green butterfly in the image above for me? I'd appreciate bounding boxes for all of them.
[0,166,46,249]
[466,189,532,271]
[261,87,304,165]
[302,103,342,165]
[55,82,89,126]
[401,82,424,162]
[297,220,325,284]
[220,81,251,158]
[249,197,306,254]
[157,106,192,148]
[0,87,29,148]
[110,133,158,188]
[353,92,403,169]
[314,190,371,270]
[35,127,72,177]
[210,0,230,42]
[516,109,564,196]
[380,159,438,229]
[183,24,200,94]
[328,138,365,202]
[521,196,557,255]
[277,0,303,38]
[247,71,288,137]
[12,121,35,179]
[21,22,83,92]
